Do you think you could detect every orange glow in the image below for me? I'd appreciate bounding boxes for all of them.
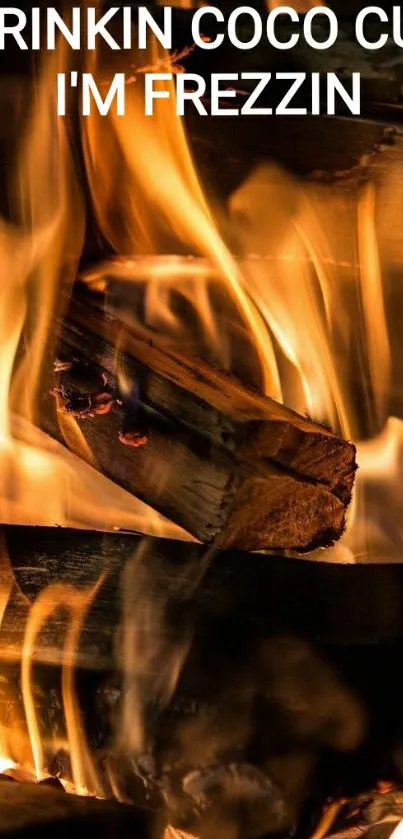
[0,8,403,816]
[0,46,188,539]
[82,43,280,398]
[21,578,104,790]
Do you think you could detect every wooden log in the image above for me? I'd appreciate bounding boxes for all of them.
[5,528,403,837]
[34,286,356,553]
[6,526,403,670]
[0,778,163,838]
[0,661,299,837]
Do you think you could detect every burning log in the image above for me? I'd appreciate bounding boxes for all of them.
[6,525,403,664]
[4,526,403,837]
[0,778,163,837]
[36,287,356,553]
[0,522,365,837]
[0,658,296,837]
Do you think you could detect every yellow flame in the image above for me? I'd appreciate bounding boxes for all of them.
[61,581,104,795]
[21,578,104,789]
[82,42,280,397]
[389,821,403,839]
[0,44,186,538]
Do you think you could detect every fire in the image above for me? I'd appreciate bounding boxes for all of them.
[0,44,187,538]
[0,12,402,827]
[0,44,187,797]
[79,62,402,564]
[21,579,104,791]
[228,165,396,562]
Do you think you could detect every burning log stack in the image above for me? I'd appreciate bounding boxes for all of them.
[3,4,403,839]
[3,527,403,838]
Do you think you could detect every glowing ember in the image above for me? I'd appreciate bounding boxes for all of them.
[53,387,115,419]
[118,430,149,447]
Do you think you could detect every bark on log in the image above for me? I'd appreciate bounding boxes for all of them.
[6,525,403,672]
[35,286,356,553]
[4,528,403,837]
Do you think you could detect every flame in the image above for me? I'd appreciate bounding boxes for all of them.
[79,57,403,566]
[0,45,187,539]
[0,521,105,791]
[82,42,280,397]
[228,163,397,562]
[21,578,104,791]
[0,42,194,802]
[118,538,213,757]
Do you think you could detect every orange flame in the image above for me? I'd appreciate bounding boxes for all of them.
[21,578,104,791]
[389,821,403,839]
[0,45,188,539]
[82,42,280,398]
[79,59,403,566]
[0,45,188,795]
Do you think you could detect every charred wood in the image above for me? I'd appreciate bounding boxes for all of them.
[5,525,403,665]
[34,287,357,553]
[321,787,403,839]
[5,528,403,836]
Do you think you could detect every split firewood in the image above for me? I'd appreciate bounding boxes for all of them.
[36,285,356,553]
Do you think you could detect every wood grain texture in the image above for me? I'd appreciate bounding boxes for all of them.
[34,288,356,553]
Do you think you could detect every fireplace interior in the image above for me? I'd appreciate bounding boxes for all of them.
[2,2,403,838]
